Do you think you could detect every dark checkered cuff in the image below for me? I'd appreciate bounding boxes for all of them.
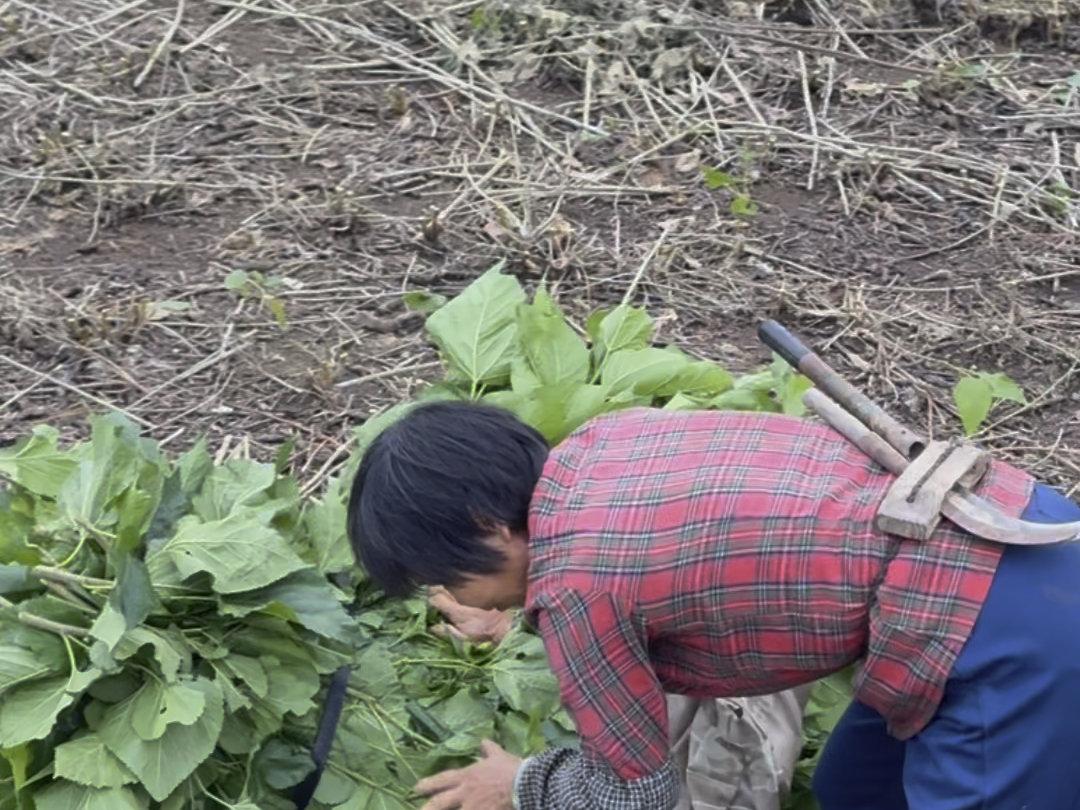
[514,748,678,810]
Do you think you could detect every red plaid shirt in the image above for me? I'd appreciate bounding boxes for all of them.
[523,408,1033,786]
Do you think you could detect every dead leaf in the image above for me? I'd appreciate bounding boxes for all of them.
[483,219,507,242]
[0,237,42,256]
[148,300,192,321]
[454,38,482,66]
[638,167,667,188]
[494,204,524,235]
[221,231,257,251]
[652,48,692,85]
[844,81,886,97]
[386,85,409,117]
[545,213,574,254]
[421,210,444,243]
[600,60,628,96]
[675,149,701,174]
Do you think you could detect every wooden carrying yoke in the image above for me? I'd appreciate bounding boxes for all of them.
[758,321,1080,546]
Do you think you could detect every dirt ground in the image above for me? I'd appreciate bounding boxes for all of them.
[2,0,1079,493]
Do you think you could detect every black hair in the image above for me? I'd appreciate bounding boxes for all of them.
[347,401,549,597]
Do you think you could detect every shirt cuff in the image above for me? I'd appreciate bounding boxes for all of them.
[512,756,532,810]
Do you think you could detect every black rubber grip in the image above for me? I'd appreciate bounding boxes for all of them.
[757,320,811,369]
[291,666,351,809]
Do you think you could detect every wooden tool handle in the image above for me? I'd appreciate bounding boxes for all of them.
[803,390,909,476]
[758,320,926,460]
[758,319,811,369]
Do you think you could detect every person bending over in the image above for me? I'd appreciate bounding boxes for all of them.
[426,586,811,810]
[347,401,1080,810]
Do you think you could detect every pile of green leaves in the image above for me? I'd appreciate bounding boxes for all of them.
[0,416,357,810]
[287,602,577,810]
[0,261,837,810]
[358,262,813,453]
[0,417,575,810]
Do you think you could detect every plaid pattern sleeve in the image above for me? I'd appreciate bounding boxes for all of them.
[515,749,679,810]
[530,588,670,779]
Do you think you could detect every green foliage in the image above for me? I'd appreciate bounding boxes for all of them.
[0,263,822,809]
[0,417,366,808]
[0,426,79,500]
[425,262,525,393]
[224,269,289,328]
[1052,71,1080,105]
[730,195,759,217]
[0,408,575,809]
[701,164,758,218]
[786,671,853,810]
[292,612,574,809]
[372,263,808,449]
[402,290,448,316]
[1039,181,1078,219]
[702,167,736,190]
[952,371,1026,436]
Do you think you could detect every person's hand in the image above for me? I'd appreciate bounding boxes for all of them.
[429,587,514,644]
[415,740,521,810]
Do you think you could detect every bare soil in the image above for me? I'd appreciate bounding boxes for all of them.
[2,0,1079,492]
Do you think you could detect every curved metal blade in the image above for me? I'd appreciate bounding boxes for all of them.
[942,490,1080,545]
